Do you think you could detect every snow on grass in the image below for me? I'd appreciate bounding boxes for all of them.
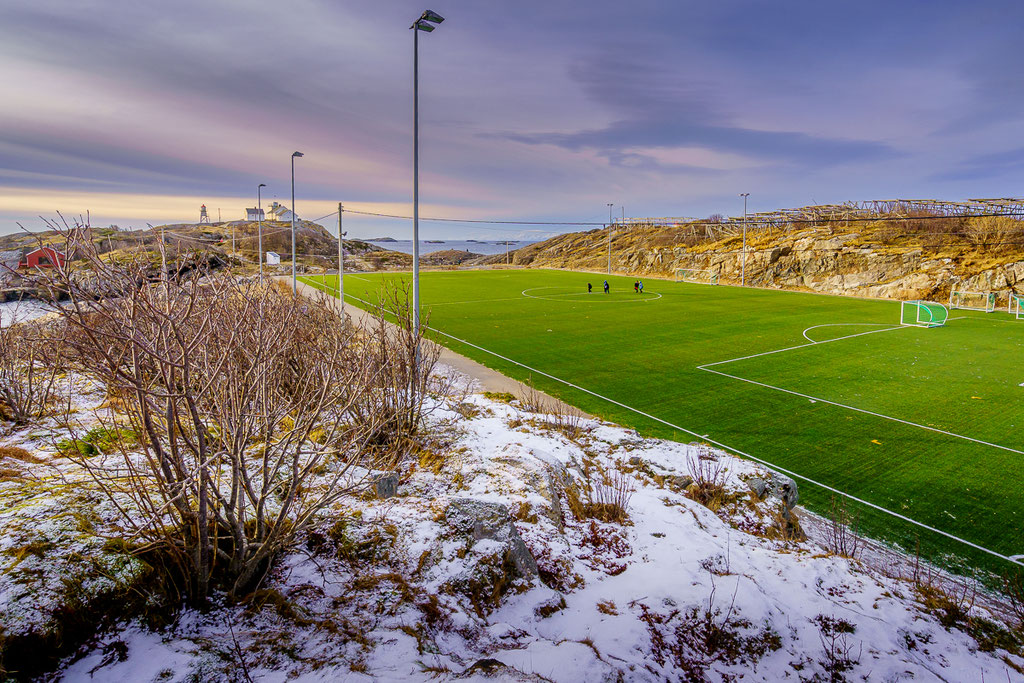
[3,368,1022,681]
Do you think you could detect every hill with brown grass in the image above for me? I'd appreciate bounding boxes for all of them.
[498,208,1024,304]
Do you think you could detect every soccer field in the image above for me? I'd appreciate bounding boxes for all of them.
[304,269,1024,575]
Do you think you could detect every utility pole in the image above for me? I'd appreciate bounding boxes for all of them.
[739,193,750,286]
[338,202,345,319]
[257,183,266,280]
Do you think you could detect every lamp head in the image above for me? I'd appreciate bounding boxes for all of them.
[292,151,304,158]
[259,183,267,188]
[414,9,444,30]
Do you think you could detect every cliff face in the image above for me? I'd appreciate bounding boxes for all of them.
[508,221,1024,303]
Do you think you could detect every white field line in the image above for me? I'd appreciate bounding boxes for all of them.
[337,290,1021,567]
[698,325,1024,458]
[701,325,905,369]
[801,322,895,343]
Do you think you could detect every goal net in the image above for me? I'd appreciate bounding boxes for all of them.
[675,268,719,285]
[1011,293,1024,320]
[949,290,996,312]
[900,300,948,328]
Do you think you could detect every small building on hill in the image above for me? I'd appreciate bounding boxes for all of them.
[20,246,66,269]
[267,202,297,223]
[266,251,281,265]
[246,207,265,221]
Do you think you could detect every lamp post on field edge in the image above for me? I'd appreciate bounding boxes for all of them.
[291,151,304,294]
[739,192,750,286]
[257,183,266,280]
[411,8,445,331]
[606,203,614,275]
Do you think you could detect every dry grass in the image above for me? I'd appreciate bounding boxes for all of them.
[0,446,44,464]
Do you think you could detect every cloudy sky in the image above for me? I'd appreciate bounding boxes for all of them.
[2,0,1023,239]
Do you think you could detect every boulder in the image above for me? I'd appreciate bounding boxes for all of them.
[373,472,400,499]
[445,499,539,580]
[746,477,769,500]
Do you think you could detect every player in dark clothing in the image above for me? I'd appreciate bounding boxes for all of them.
[603,280,609,293]
[587,282,592,293]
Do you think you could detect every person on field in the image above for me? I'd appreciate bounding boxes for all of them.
[588,282,592,293]
[634,280,639,293]
[603,280,609,293]
[639,280,644,293]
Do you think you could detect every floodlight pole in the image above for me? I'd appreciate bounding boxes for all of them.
[607,203,614,275]
[411,10,444,330]
[413,22,421,330]
[739,192,750,286]
[291,151,303,295]
[338,202,345,318]
[257,183,266,280]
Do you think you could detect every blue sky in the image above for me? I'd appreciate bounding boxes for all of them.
[2,0,1023,238]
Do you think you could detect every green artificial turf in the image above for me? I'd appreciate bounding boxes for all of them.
[304,269,1024,578]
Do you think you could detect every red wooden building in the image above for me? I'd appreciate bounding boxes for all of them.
[20,246,67,269]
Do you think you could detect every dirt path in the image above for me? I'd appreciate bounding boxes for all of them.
[290,278,588,416]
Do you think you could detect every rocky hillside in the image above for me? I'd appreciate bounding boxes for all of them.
[0,221,416,292]
[504,215,1024,303]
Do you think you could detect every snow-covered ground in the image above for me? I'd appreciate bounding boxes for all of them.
[0,299,50,327]
[2,365,1022,681]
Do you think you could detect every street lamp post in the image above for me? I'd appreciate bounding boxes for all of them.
[607,203,614,275]
[739,193,750,286]
[411,9,445,331]
[291,151,304,294]
[257,183,266,280]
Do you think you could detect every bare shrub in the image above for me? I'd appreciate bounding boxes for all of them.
[1003,572,1024,630]
[811,614,861,682]
[588,468,634,523]
[824,497,861,560]
[516,380,547,414]
[563,458,634,524]
[686,447,728,510]
[346,281,441,460]
[637,581,781,681]
[550,403,588,441]
[27,226,392,602]
[0,318,63,426]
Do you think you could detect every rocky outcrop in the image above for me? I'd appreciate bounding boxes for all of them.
[508,224,1024,303]
[440,498,539,616]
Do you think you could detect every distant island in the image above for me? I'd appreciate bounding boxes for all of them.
[425,240,444,243]
[367,237,397,242]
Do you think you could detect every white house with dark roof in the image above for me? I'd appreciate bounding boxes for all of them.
[266,202,297,223]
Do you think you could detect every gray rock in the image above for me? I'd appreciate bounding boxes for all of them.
[445,499,539,579]
[769,472,799,510]
[374,472,400,499]
[747,477,769,499]
[665,475,693,493]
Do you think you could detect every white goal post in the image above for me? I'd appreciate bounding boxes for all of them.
[900,300,948,328]
[675,268,719,285]
[1011,293,1024,320]
[949,289,996,312]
